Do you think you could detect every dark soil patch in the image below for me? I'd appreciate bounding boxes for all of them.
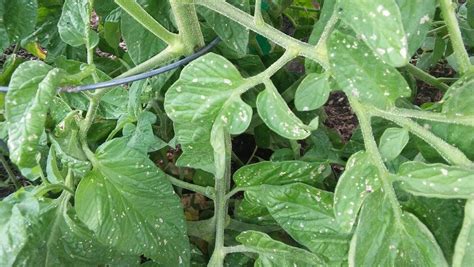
[324,92,358,142]
[414,62,455,106]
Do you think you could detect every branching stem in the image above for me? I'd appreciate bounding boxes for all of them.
[349,99,402,221]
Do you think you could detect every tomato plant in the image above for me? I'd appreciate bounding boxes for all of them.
[0,0,474,266]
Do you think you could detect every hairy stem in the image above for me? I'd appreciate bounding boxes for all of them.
[404,63,450,92]
[115,0,178,45]
[0,154,20,189]
[349,99,402,221]
[198,0,329,68]
[209,131,232,267]
[371,109,473,167]
[378,107,474,127]
[118,46,181,77]
[439,0,472,74]
[169,0,205,53]
[167,175,215,199]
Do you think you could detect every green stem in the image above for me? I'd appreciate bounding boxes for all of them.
[225,186,256,200]
[209,131,232,267]
[370,109,473,167]
[439,0,472,74]
[380,107,474,127]
[79,95,102,162]
[34,183,75,197]
[404,63,450,92]
[115,0,178,45]
[118,46,181,77]
[198,0,329,68]
[0,154,20,189]
[169,0,205,53]
[166,175,215,199]
[349,99,402,221]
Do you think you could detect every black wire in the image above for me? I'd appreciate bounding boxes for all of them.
[0,37,221,93]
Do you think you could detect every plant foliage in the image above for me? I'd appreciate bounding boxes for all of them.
[0,0,473,266]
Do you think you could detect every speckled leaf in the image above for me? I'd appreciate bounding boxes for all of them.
[236,231,327,266]
[246,183,350,263]
[350,190,447,266]
[257,82,313,140]
[5,61,57,168]
[0,191,137,266]
[197,0,250,56]
[329,31,411,109]
[378,127,410,161]
[234,161,329,225]
[396,0,436,56]
[164,53,252,174]
[233,160,329,187]
[340,0,408,67]
[453,200,474,267]
[121,0,172,64]
[75,138,189,266]
[442,74,474,116]
[400,196,464,263]
[396,162,474,199]
[58,0,99,47]
[295,73,331,111]
[334,151,381,232]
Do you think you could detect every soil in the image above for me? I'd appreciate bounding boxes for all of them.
[414,62,454,105]
[324,92,357,142]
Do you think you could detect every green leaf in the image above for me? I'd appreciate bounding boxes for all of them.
[75,138,189,266]
[294,72,331,111]
[329,30,411,109]
[197,0,250,57]
[396,162,474,199]
[350,190,447,266]
[442,74,474,116]
[5,61,56,168]
[378,127,410,161]
[334,151,381,232]
[339,0,408,67]
[453,199,474,267]
[45,147,65,184]
[236,231,327,266]
[396,0,437,57]
[0,191,137,266]
[401,195,464,262]
[0,0,38,50]
[246,183,350,263]
[50,110,91,176]
[123,111,167,153]
[164,53,252,174]
[121,0,172,64]
[57,0,98,47]
[233,160,329,187]
[257,82,313,140]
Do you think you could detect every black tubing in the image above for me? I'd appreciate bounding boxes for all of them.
[0,37,221,93]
